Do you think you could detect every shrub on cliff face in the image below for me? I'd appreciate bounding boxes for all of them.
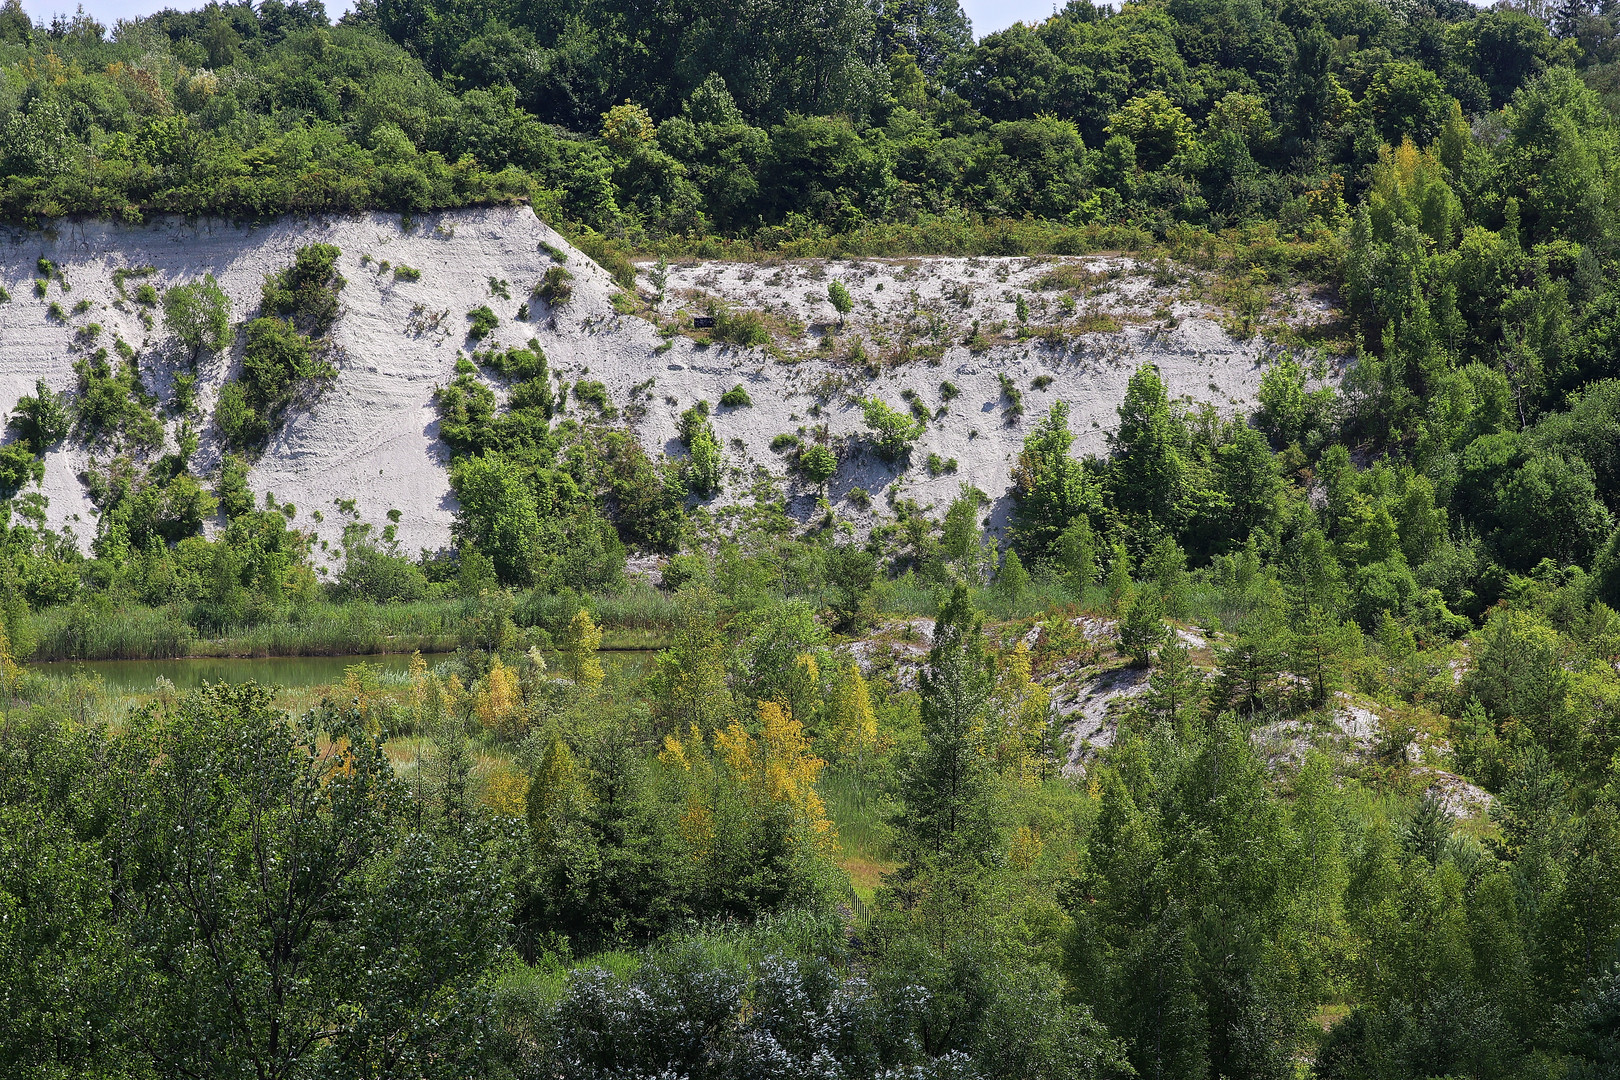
[213,246,346,452]
[467,305,498,340]
[162,275,231,362]
[861,397,924,462]
[260,243,345,335]
[797,443,837,484]
[535,267,574,304]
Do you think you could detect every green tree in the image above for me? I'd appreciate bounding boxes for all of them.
[798,442,838,484]
[1367,62,1456,145]
[826,543,877,632]
[1106,90,1194,171]
[1213,605,1288,718]
[895,583,996,868]
[862,396,925,461]
[1118,589,1166,668]
[740,599,827,726]
[827,279,853,315]
[1055,514,1099,592]
[996,547,1030,601]
[559,607,605,688]
[1467,608,1577,766]
[6,379,70,453]
[162,274,231,362]
[448,453,544,585]
[1110,365,1186,540]
[679,403,724,494]
[651,584,733,734]
[3,684,511,1078]
[1067,717,1311,1080]
[1012,401,1100,562]
[940,485,987,581]
[1141,635,1205,737]
[1288,605,1361,709]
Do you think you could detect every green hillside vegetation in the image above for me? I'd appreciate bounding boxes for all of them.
[3,0,1620,1076]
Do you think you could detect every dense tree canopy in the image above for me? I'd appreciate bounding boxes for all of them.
[0,0,1615,244]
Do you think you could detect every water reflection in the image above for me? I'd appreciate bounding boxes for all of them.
[31,650,656,693]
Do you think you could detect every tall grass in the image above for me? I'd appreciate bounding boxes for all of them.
[23,587,687,663]
[25,599,464,661]
[819,767,895,909]
[28,604,198,661]
[194,605,464,657]
[636,213,1157,261]
[516,583,680,632]
[586,212,1337,276]
[876,571,1267,634]
[21,555,1269,663]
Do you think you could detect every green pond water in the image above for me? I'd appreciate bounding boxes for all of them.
[32,651,657,693]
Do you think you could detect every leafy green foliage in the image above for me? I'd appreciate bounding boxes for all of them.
[333,526,432,602]
[466,304,498,340]
[160,275,231,360]
[534,266,574,304]
[6,379,70,454]
[5,10,1620,1078]
[827,279,853,314]
[678,402,723,494]
[709,306,771,347]
[0,684,508,1077]
[72,352,162,452]
[1012,402,1100,562]
[218,316,330,451]
[573,379,616,417]
[214,247,346,451]
[796,442,838,484]
[1116,589,1166,667]
[260,242,344,333]
[475,338,550,382]
[861,397,924,462]
[0,441,42,496]
[892,584,997,872]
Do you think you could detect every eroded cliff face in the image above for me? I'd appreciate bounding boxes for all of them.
[0,207,1331,557]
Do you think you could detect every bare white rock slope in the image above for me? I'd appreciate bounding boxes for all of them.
[0,207,1331,557]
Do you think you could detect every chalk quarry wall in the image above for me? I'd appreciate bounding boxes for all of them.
[0,207,1330,558]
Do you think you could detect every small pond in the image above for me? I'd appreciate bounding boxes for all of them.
[30,654,430,693]
[30,649,660,694]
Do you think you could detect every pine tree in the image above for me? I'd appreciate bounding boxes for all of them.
[652,585,732,733]
[1119,590,1167,668]
[1289,604,1359,708]
[1213,609,1288,719]
[1010,401,1100,560]
[1142,636,1204,737]
[896,584,996,867]
[1107,541,1134,611]
[1290,752,1347,988]
[1056,514,1099,592]
[1110,364,1187,534]
[992,639,1051,777]
[527,734,590,845]
[996,547,1030,601]
[1401,789,1451,866]
[1143,536,1190,619]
